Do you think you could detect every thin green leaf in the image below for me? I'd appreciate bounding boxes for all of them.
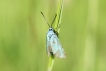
[54,0,64,33]
[47,0,64,71]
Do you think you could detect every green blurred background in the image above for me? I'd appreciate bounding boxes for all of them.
[0,0,106,71]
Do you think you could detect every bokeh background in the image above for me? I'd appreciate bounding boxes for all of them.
[0,0,106,71]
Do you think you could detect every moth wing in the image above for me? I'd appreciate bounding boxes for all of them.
[46,36,52,56]
[50,34,66,58]
[46,30,55,56]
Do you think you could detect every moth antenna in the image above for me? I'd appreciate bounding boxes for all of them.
[51,14,57,27]
[41,12,50,27]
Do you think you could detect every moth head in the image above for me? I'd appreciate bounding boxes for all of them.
[49,28,53,31]
[49,28,59,37]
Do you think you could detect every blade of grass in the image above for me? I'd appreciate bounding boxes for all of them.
[48,55,55,71]
[47,0,64,71]
[54,0,64,33]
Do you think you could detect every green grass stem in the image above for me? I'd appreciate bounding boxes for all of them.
[47,0,64,71]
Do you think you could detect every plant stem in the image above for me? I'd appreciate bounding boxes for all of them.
[48,55,54,71]
[47,0,64,71]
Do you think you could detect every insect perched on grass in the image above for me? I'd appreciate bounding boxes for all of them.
[41,12,66,58]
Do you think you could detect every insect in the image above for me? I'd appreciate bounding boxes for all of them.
[41,12,66,58]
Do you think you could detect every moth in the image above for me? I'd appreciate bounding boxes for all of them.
[41,12,66,58]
